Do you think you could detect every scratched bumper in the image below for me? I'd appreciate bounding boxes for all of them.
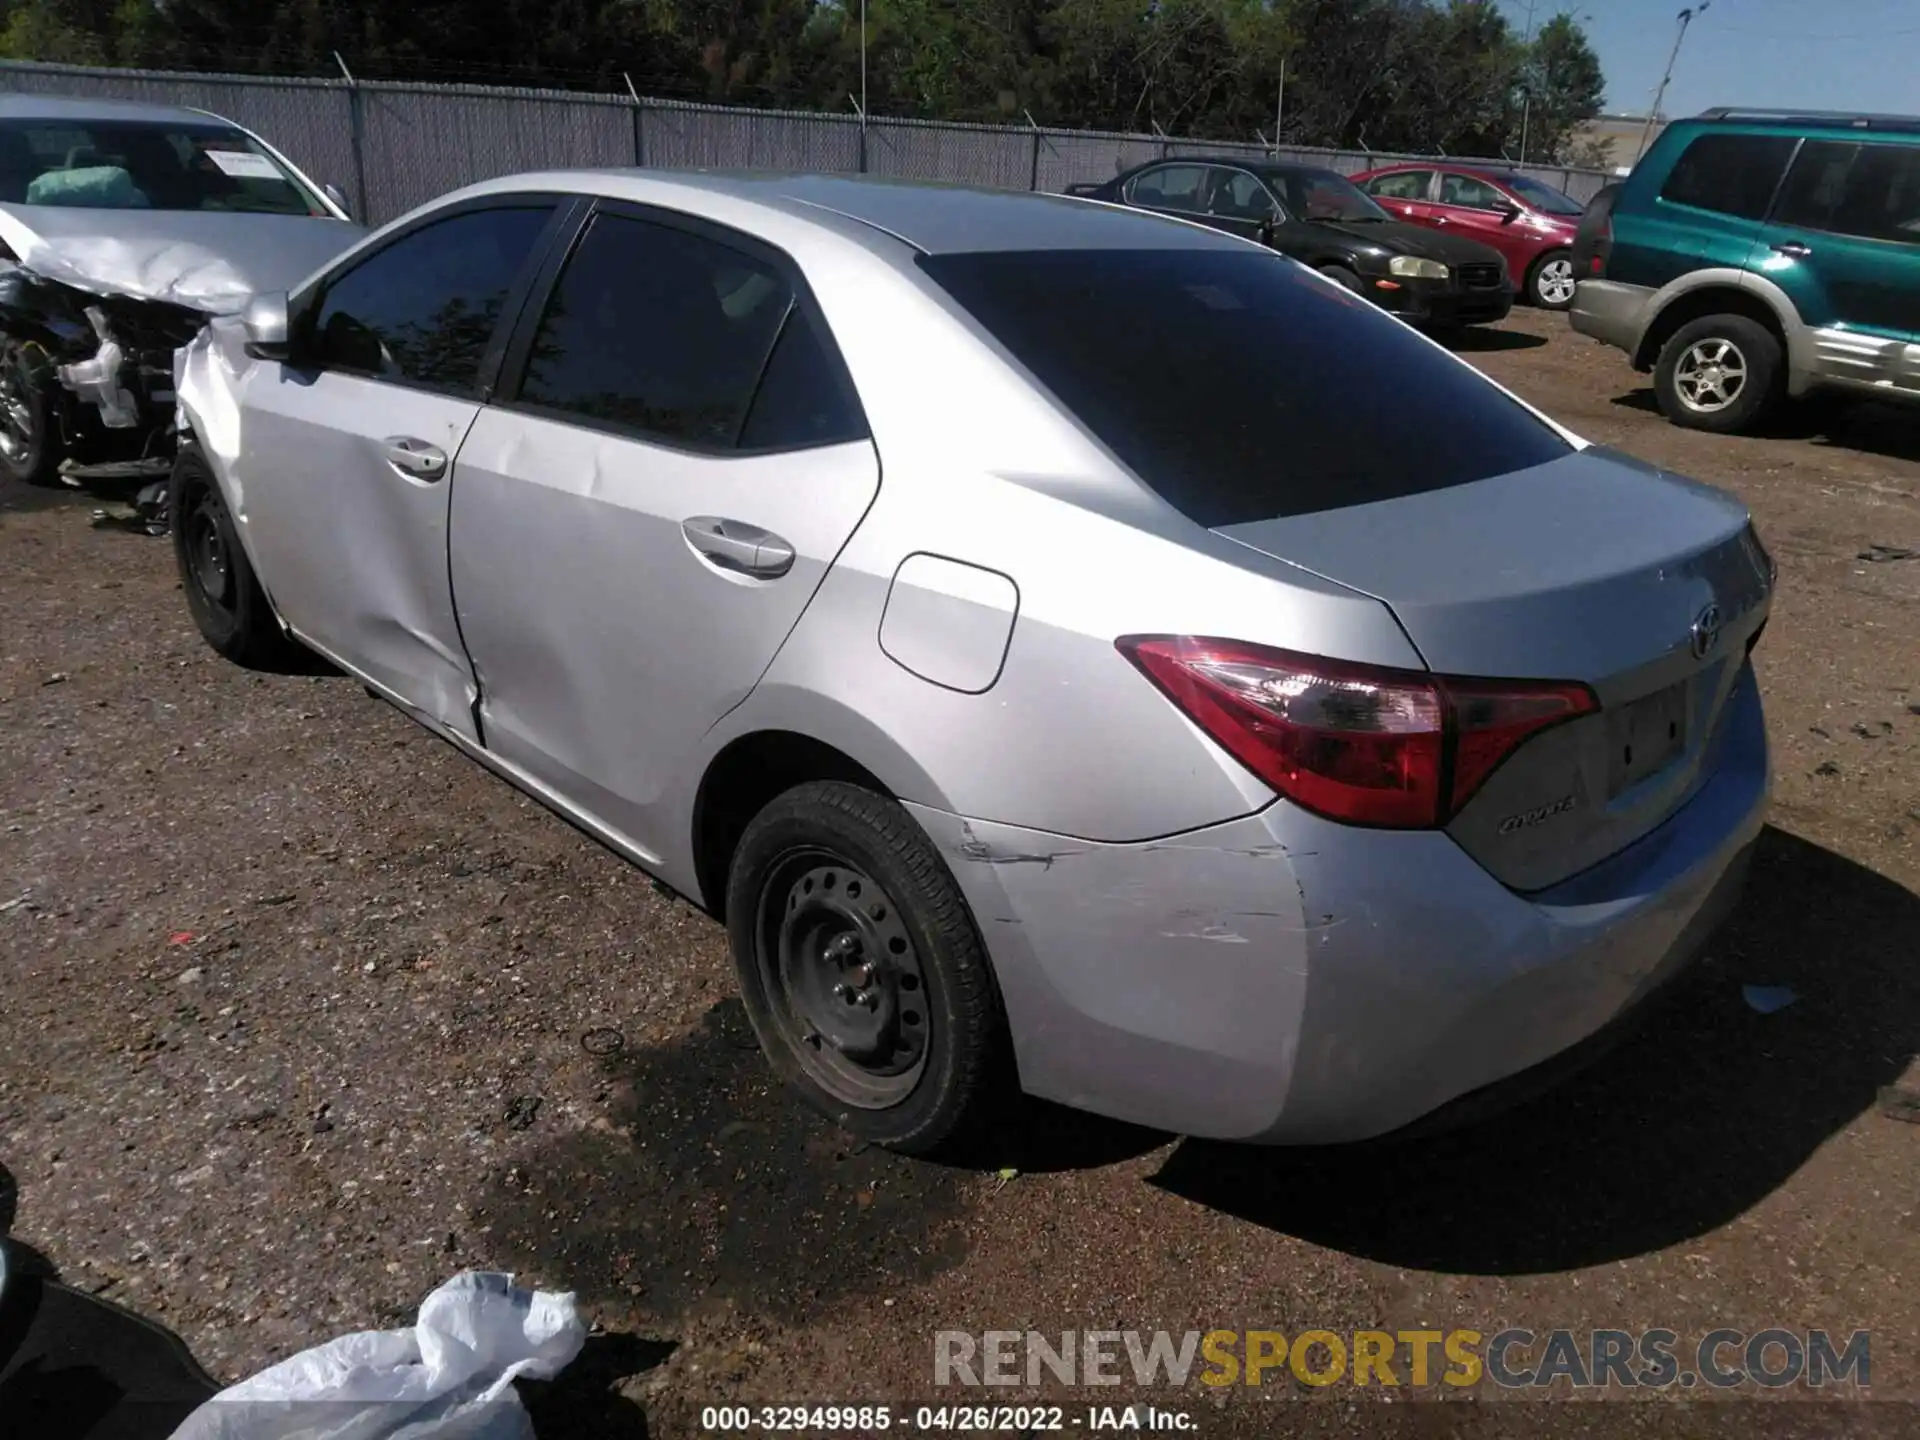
[904,675,1767,1143]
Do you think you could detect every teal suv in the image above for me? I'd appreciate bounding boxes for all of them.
[1571,108,1920,433]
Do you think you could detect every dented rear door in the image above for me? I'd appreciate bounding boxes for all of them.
[447,206,879,862]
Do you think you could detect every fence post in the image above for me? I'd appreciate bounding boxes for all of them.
[625,74,644,166]
[334,52,370,225]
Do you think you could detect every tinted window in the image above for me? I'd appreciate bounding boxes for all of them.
[1658,132,1797,219]
[518,213,792,447]
[738,304,868,451]
[1777,140,1920,243]
[1364,170,1432,200]
[1501,173,1586,216]
[1439,173,1506,210]
[1773,141,1858,230]
[1274,169,1393,223]
[1205,169,1277,221]
[918,248,1569,527]
[0,118,323,213]
[312,205,552,393]
[1129,165,1207,211]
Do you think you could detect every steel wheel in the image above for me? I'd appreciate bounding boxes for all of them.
[1671,337,1748,415]
[178,471,236,619]
[1532,255,1577,308]
[754,849,930,1109]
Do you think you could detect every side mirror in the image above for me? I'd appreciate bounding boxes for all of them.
[242,289,291,359]
[1495,201,1520,225]
[322,182,352,219]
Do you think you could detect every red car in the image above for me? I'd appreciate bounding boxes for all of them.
[1350,163,1586,311]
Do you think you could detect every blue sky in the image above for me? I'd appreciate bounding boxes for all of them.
[1501,0,1918,118]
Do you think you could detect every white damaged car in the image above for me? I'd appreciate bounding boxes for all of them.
[0,93,363,488]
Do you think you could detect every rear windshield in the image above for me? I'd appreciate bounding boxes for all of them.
[0,119,325,215]
[916,247,1571,527]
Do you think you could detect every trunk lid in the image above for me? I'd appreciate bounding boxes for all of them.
[1215,446,1773,890]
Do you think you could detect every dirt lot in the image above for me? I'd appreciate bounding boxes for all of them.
[4,307,1920,1438]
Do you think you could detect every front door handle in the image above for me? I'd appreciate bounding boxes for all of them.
[382,436,448,481]
[681,515,795,579]
[1772,241,1813,259]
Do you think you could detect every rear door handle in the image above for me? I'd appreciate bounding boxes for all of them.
[382,436,448,481]
[681,515,795,579]
[1772,242,1813,258]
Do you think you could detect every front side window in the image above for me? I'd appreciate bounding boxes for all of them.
[517,212,798,448]
[1128,165,1208,212]
[1658,132,1797,220]
[1439,173,1507,211]
[1500,173,1586,216]
[918,247,1570,527]
[1364,170,1433,201]
[1275,170,1393,223]
[0,118,325,214]
[1205,169,1277,221]
[1776,140,1920,243]
[310,205,554,394]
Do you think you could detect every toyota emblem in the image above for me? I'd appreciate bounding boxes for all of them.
[1689,602,1723,660]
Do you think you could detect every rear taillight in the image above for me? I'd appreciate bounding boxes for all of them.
[1117,636,1597,830]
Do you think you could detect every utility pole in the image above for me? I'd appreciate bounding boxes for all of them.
[1517,0,1538,166]
[1274,54,1286,156]
[1638,2,1709,162]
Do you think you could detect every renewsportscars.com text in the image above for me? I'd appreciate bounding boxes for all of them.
[934,1328,1870,1390]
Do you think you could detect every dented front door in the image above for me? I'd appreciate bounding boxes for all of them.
[232,202,559,739]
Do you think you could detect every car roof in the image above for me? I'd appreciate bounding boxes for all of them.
[0,92,236,128]
[450,168,1254,256]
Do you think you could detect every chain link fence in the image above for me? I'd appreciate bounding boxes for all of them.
[0,58,1613,228]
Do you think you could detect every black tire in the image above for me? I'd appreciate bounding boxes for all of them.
[1318,264,1364,294]
[1653,313,1783,435]
[726,780,1008,1155]
[1525,249,1577,310]
[170,446,297,668]
[0,341,64,488]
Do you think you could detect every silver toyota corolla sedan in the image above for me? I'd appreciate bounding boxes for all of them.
[170,169,1774,1154]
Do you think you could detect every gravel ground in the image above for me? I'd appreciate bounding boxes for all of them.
[3,307,1919,1438]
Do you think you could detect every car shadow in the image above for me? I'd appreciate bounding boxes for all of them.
[1149,825,1920,1274]
[1445,326,1549,353]
[1611,388,1920,464]
[473,996,1166,1325]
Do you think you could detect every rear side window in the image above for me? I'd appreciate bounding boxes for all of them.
[1128,165,1207,211]
[737,304,868,451]
[1364,170,1433,200]
[517,212,793,448]
[1658,132,1797,219]
[917,248,1571,527]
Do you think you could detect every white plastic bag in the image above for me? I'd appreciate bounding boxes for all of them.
[170,1271,586,1440]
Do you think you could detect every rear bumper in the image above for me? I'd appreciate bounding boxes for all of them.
[1569,278,1653,357]
[912,665,1769,1145]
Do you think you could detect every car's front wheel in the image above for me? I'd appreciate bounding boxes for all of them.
[0,341,63,488]
[170,447,298,667]
[1317,264,1365,295]
[1526,250,1577,310]
[1653,313,1783,435]
[726,780,1007,1155]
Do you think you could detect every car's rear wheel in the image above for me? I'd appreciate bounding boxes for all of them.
[1654,314,1783,435]
[726,780,1007,1155]
[170,447,297,667]
[1526,250,1577,310]
[0,341,63,488]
